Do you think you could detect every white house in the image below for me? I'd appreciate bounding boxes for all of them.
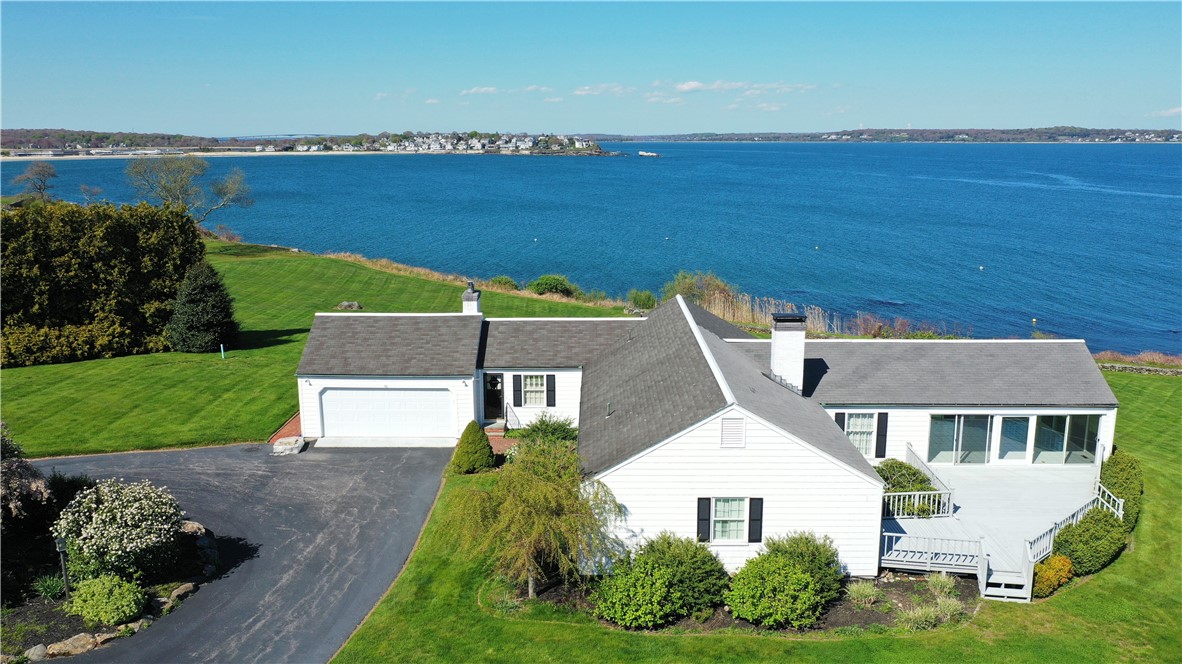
[293,285,1121,600]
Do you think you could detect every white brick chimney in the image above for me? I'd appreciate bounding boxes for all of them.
[770,312,807,392]
[462,281,482,315]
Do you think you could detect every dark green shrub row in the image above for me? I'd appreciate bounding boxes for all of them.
[449,420,495,474]
[1,201,204,367]
[1100,450,1143,531]
[1053,508,1126,576]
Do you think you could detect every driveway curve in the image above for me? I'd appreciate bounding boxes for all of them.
[34,444,451,664]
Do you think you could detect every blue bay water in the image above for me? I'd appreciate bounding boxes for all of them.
[11,142,1180,354]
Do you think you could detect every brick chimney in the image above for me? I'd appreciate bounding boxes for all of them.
[462,281,482,315]
[770,312,806,392]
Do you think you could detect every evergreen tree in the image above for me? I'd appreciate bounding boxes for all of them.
[166,261,239,352]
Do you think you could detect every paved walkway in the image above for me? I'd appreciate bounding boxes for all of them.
[35,444,451,664]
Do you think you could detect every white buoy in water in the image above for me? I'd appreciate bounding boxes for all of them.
[979,265,985,271]
[815,246,820,250]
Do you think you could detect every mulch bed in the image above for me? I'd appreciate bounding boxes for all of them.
[536,571,980,634]
[1,598,91,656]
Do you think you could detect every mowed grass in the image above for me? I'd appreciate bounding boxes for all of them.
[1,241,625,457]
[334,371,1181,663]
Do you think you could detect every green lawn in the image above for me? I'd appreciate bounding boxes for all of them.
[0,241,625,457]
[334,371,1181,663]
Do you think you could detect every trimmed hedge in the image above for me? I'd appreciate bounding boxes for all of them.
[450,421,495,474]
[1053,508,1127,576]
[635,532,729,613]
[725,554,824,629]
[1100,450,1143,531]
[1032,554,1073,598]
[761,532,845,605]
[591,556,683,629]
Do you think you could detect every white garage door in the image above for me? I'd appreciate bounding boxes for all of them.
[320,388,455,438]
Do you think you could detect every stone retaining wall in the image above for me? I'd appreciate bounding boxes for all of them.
[1098,363,1182,377]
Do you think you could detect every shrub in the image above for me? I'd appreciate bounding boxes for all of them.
[449,420,495,474]
[661,271,734,305]
[628,289,657,310]
[927,571,958,598]
[165,260,240,353]
[934,596,964,623]
[66,575,145,627]
[45,470,97,518]
[875,459,936,493]
[1052,508,1127,576]
[635,532,729,613]
[1,423,50,525]
[52,479,183,581]
[1032,554,1073,598]
[591,556,684,629]
[725,554,824,629]
[487,275,520,291]
[761,532,845,605]
[845,580,883,608]
[33,574,66,600]
[895,604,941,631]
[1100,450,1143,531]
[527,274,579,298]
[517,412,578,442]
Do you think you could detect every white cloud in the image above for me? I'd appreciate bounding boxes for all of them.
[373,92,391,101]
[543,97,564,103]
[572,83,634,96]
[645,91,684,105]
[751,82,816,94]
[754,103,783,112]
[525,85,555,93]
[1150,107,1181,117]
[424,98,440,105]
[675,79,746,92]
[460,86,498,95]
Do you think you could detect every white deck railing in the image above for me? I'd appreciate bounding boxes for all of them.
[881,533,983,573]
[504,404,523,430]
[905,443,953,494]
[1027,480,1125,564]
[1095,481,1125,521]
[883,490,954,518]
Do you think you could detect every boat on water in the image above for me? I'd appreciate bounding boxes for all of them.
[638,151,660,157]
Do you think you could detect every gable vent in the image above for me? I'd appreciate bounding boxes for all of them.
[721,417,746,448]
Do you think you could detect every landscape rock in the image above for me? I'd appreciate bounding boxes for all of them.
[46,633,97,657]
[169,582,197,603]
[271,436,305,456]
[180,520,207,537]
[94,632,120,646]
[334,301,362,310]
[23,644,47,661]
[146,596,173,616]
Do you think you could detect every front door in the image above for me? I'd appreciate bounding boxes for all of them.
[483,373,504,421]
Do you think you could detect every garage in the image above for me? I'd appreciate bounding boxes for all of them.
[319,387,455,438]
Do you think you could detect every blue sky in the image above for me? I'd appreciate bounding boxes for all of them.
[2,2,1180,136]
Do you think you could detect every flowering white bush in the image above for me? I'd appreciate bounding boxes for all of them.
[52,478,183,579]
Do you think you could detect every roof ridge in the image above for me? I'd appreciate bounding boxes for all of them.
[674,295,736,405]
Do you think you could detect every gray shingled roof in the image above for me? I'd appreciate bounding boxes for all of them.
[579,298,879,482]
[683,301,753,340]
[702,334,880,482]
[802,340,1118,407]
[297,314,482,376]
[482,319,642,368]
[578,301,727,474]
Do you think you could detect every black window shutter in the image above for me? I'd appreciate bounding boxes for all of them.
[876,413,889,458]
[512,375,522,407]
[545,374,556,407]
[835,412,846,431]
[697,498,711,542]
[748,498,764,543]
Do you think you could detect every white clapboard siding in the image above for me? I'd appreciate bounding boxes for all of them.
[492,368,583,426]
[297,375,476,439]
[596,409,883,576]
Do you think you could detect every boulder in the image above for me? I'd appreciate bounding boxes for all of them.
[46,633,97,657]
[334,301,362,310]
[23,644,47,661]
[169,582,197,603]
[146,596,173,617]
[180,520,207,537]
[94,632,120,646]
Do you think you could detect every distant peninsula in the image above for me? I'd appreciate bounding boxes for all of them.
[3,126,1180,159]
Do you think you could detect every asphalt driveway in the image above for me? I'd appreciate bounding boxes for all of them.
[34,444,452,664]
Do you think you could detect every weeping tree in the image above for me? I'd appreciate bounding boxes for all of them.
[451,437,624,598]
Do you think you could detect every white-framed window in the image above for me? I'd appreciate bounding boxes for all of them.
[522,374,546,406]
[721,417,746,448]
[845,413,876,456]
[712,498,746,541]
